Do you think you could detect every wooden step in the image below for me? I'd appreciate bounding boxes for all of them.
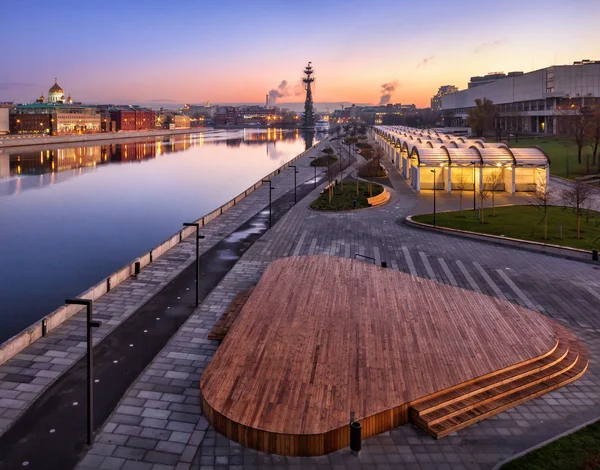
[414,340,579,427]
[418,341,588,439]
[411,328,568,417]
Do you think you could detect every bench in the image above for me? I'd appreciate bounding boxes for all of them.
[367,188,391,207]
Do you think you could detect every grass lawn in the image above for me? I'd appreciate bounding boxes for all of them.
[310,181,383,211]
[501,419,600,470]
[412,205,600,251]
[491,136,599,179]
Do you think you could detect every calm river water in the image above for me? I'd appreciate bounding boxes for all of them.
[0,128,315,342]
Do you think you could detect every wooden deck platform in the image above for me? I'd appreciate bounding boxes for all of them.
[200,255,587,455]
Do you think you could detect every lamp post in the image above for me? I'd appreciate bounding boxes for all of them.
[183,222,205,307]
[289,165,298,204]
[309,157,317,188]
[64,299,101,446]
[262,179,274,228]
[471,161,477,211]
[431,168,437,227]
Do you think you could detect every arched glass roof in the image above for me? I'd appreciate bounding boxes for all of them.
[411,147,450,166]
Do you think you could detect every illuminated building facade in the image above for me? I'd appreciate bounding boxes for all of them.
[10,104,101,135]
[442,61,600,134]
[108,107,156,131]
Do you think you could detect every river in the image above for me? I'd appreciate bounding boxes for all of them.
[0,128,316,342]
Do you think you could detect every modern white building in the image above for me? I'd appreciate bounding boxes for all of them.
[442,61,600,134]
[372,126,550,194]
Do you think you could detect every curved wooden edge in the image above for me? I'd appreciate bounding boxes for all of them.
[409,333,560,408]
[201,393,409,456]
[367,188,391,207]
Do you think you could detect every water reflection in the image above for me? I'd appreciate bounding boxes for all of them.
[0,128,314,342]
[0,129,306,197]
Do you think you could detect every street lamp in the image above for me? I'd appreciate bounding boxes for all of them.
[309,157,317,189]
[182,223,205,307]
[64,298,102,445]
[262,179,274,228]
[289,165,299,204]
[431,168,437,227]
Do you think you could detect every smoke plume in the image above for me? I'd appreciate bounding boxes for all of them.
[378,81,399,105]
[268,80,291,105]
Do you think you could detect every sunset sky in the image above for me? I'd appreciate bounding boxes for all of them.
[1,0,599,108]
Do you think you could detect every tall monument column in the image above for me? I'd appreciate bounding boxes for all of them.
[302,62,315,128]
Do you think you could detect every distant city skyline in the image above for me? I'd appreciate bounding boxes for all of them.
[1,0,599,107]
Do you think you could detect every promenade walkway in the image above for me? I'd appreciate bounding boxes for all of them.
[0,140,344,469]
[74,144,600,469]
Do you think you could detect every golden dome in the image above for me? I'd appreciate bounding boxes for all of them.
[49,80,63,93]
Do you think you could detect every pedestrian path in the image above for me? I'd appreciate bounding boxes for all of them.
[0,141,335,468]
[77,160,600,469]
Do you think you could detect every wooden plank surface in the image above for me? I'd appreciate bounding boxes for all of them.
[200,255,556,440]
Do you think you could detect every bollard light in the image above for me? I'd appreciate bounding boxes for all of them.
[350,421,362,455]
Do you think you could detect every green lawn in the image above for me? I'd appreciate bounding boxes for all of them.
[502,420,600,470]
[310,181,383,211]
[494,136,599,179]
[412,205,600,251]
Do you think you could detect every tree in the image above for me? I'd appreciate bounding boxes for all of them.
[467,98,496,138]
[454,169,470,218]
[477,184,491,224]
[561,179,593,239]
[587,105,600,167]
[557,104,592,165]
[530,172,554,240]
[485,170,503,216]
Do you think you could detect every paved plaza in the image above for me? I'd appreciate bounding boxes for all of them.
[1,139,599,469]
[73,142,600,470]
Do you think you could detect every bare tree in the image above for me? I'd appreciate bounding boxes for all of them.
[557,104,592,165]
[486,170,503,216]
[530,172,554,240]
[477,184,491,224]
[454,170,470,218]
[561,179,594,238]
[587,104,600,167]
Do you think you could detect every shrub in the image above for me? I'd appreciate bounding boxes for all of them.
[356,142,372,149]
[343,137,359,144]
[310,155,338,167]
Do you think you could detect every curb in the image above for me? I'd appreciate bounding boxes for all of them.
[491,416,600,470]
[405,214,599,265]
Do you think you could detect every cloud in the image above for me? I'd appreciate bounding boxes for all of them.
[417,56,435,68]
[0,81,35,91]
[293,80,304,97]
[473,39,504,54]
[379,80,399,106]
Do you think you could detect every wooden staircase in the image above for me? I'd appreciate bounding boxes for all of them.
[409,325,589,438]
